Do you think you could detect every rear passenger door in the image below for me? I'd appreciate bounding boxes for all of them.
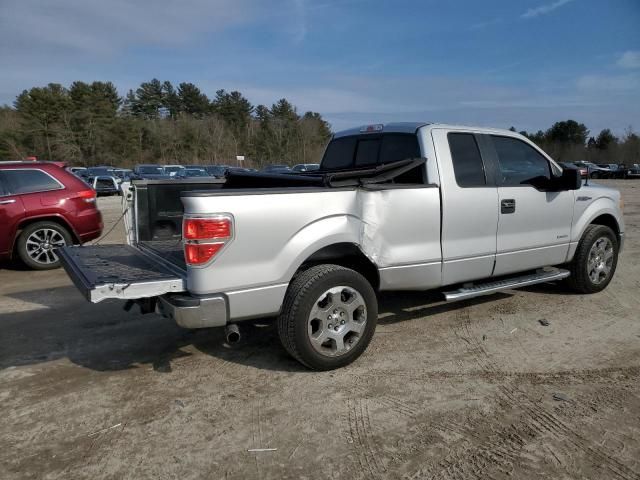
[488,135,574,276]
[433,129,499,285]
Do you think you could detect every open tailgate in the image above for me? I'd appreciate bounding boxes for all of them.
[58,244,185,303]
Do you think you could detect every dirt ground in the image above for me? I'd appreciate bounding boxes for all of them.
[1,180,639,480]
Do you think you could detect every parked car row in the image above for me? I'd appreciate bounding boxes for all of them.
[561,161,638,179]
[67,163,322,186]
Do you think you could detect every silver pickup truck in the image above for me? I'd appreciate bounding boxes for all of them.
[59,122,624,370]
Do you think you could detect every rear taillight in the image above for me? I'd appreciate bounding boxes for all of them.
[75,189,96,203]
[182,215,233,266]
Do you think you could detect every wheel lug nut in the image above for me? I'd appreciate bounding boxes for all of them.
[335,326,339,331]
[341,320,345,325]
[328,323,333,329]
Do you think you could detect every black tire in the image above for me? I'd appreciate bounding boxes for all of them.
[565,225,618,294]
[277,264,378,370]
[16,221,73,270]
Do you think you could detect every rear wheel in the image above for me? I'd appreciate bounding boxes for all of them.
[16,221,72,270]
[566,225,618,293]
[278,264,378,370]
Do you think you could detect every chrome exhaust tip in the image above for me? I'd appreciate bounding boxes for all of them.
[225,323,241,344]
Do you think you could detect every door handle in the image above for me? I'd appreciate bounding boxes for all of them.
[0,199,16,205]
[501,199,516,214]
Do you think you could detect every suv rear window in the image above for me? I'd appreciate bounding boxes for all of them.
[0,169,62,195]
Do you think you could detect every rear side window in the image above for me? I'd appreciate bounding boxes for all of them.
[354,139,380,166]
[0,169,62,194]
[321,137,357,169]
[491,136,550,186]
[448,133,486,187]
[379,134,421,164]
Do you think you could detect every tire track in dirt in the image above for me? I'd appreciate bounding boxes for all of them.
[454,313,640,480]
[347,398,385,479]
[403,305,640,480]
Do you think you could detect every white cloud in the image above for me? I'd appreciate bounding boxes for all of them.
[577,73,640,92]
[617,51,640,69]
[470,17,502,30]
[521,0,575,19]
[0,0,258,57]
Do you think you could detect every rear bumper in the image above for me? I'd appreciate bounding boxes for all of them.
[158,293,228,328]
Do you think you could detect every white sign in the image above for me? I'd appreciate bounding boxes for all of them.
[236,155,245,162]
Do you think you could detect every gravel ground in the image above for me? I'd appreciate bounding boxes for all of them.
[1,180,639,480]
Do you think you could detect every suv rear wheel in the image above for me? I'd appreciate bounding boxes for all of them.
[278,264,378,370]
[16,221,72,270]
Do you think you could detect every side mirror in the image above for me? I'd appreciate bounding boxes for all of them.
[558,168,582,190]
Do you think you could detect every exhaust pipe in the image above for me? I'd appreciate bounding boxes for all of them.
[225,323,241,344]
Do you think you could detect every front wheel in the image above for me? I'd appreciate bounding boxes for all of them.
[277,264,378,370]
[565,225,618,293]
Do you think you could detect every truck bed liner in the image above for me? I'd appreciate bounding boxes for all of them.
[58,244,185,303]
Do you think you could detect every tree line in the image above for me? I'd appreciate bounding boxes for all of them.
[510,120,640,166]
[0,80,639,168]
[0,79,331,168]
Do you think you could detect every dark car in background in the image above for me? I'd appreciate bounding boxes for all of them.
[292,163,320,172]
[134,164,168,179]
[0,162,102,270]
[573,161,610,179]
[203,165,229,177]
[560,162,587,178]
[90,176,120,196]
[627,164,640,178]
[262,164,292,174]
[177,167,210,178]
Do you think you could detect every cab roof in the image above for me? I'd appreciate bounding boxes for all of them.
[333,122,429,138]
[333,122,529,138]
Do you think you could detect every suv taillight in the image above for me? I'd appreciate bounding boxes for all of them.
[183,215,233,266]
[74,189,97,203]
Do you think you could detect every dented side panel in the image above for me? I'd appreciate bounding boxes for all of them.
[181,186,442,303]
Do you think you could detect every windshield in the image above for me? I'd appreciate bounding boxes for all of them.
[164,166,184,174]
[88,167,114,176]
[138,166,164,174]
[184,169,207,177]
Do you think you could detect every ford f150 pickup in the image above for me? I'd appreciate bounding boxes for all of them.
[58,122,625,370]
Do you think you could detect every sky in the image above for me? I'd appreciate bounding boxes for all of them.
[0,0,639,135]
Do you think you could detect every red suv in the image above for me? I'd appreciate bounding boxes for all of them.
[0,162,103,270]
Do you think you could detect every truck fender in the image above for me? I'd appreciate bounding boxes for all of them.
[568,198,622,261]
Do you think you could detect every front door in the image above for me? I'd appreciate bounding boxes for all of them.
[488,134,574,276]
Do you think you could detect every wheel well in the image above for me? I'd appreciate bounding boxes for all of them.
[298,243,380,291]
[13,216,79,255]
[590,214,620,241]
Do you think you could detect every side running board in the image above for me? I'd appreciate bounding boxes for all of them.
[443,268,570,302]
